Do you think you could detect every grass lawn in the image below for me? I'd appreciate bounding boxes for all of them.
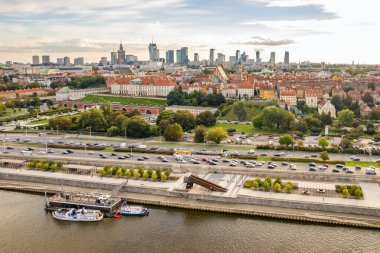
[209,123,283,135]
[80,95,167,106]
[257,156,272,161]
[27,119,48,125]
[345,161,379,167]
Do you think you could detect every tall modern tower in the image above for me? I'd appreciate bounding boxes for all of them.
[111,52,117,64]
[117,42,126,64]
[270,52,276,67]
[63,56,71,66]
[149,42,159,61]
[165,50,174,64]
[256,51,260,64]
[42,55,50,64]
[32,55,40,65]
[235,50,240,63]
[74,57,84,66]
[209,48,215,66]
[217,53,225,62]
[284,51,290,65]
[194,53,199,62]
[180,47,188,65]
[176,50,182,64]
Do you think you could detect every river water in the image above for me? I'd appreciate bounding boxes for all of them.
[0,191,379,253]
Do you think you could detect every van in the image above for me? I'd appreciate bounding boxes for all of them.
[138,145,147,149]
[21,150,32,155]
[120,143,127,148]
[366,168,377,175]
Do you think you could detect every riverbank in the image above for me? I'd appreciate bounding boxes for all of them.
[0,179,379,229]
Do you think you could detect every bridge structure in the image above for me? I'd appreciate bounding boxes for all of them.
[184,174,228,192]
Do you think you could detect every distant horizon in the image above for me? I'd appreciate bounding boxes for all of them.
[0,0,379,64]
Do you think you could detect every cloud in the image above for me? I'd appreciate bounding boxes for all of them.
[232,36,296,46]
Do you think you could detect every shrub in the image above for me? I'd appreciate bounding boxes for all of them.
[50,164,57,172]
[124,170,131,177]
[129,168,135,175]
[121,167,126,174]
[254,177,262,186]
[147,168,153,178]
[138,167,144,176]
[143,171,149,179]
[43,163,50,171]
[285,182,293,193]
[151,172,158,181]
[243,180,254,188]
[164,170,171,177]
[263,181,271,191]
[161,174,168,182]
[133,171,141,178]
[252,181,259,190]
[274,177,282,186]
[56,162,63,168]
[264,177,272,186]
[274,183,282,192]
[98,169,105,177]
[115,169,122,177]
[156,168,162,179]
[354,188,363,198]
[335,185,342,193]
[27,162,35,168]
[342,189,349,197]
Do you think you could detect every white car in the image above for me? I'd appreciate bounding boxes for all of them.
[248,150,255,154]
[38,151,46,155]
[246,163,255,168]
[290,164,297,170]
[87,151,95,155]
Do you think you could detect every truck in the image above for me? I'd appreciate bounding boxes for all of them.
[366,167,377,175]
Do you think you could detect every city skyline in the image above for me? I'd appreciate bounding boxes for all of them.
[0,0,379,64]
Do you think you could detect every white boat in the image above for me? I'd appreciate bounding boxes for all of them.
[52,208,104,222]
[120,205,149,216]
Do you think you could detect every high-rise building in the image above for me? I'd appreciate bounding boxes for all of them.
[100,57,107,66]
[111,52,117,64]
[235,50,240,63]
[194,53,199,62]
[117,42,126,64]
[32,55,40,65]
[176,50,182,64]
[180,47,188,65]
[209,48,215,65]
[217,53,225,62]
[165,50,174,64]
[256,51,260,64]
[284,51,290,65]
[57,58,63,65]
[270,52,276,67]
[74,57,84,66]
[63,56,71,66]
[229,56,236,62]
[126,55,138,63]
[240,51,248,62]
[149,42,159,61]
[42,55,50,64]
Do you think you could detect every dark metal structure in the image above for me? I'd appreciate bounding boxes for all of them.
[184,174,228,192]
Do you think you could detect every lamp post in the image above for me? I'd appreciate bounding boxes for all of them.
[89,126,92,137]
[124,127,127,140]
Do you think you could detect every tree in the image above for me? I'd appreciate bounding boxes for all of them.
[233,102,248,121]
[340,138,353,149]
[49,164,57,172]
[263,181,271,191]
[106,126,120,137]
[48,117,73,131]
[78,108,107,131]
[279,134,295,146]
[151,172,158,180]
[133,171,141,178]
[196,111,217,127]
[318,137,329,149]
[173,110,196,131]
[274,177,282,185]
[161,174,168,182]
[143,171,149,179]
[0,102,6,116]
[342,188,349,197]
[115,169,122,177]
[274,183,282,192]
[366,123,376,135]
[147,168,153,178]
[353,188,363,198]
[338,109,355,127]
[194,125,207,143]
[207,127,227,144]
[320,151,329,161]
[252,181,259,190]
[98,169,105,177]
[164,170,171,177]
[163,123,183,141]
[320,113,333,126]
[362,92,374,106]
[285,182,293,193]
[127,116,151,138]
[253,106,295,131]
[156,110,175,125]
[156,168,162,178]
[124,170,131,177]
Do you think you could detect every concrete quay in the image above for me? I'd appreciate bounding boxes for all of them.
[0,167,380,229]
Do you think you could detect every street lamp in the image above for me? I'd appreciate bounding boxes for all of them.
[124,127,127,140]
[89,126,92,137]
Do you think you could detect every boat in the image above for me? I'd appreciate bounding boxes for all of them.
[52,208,104,222]
[120,204,149,216]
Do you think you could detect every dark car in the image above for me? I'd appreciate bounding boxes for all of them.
[209,161,217,165]
[309,167,317,172]
[142,156,149,160]
[111,153,118,156]
[118,156,126,160]
[137,157,145,161]
[6,146,14,150]
[332,169,340,173]
[267,165,275,169]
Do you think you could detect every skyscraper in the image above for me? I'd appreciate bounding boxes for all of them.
[126,55,138,63]
[270,52,276,67]
[256,51,260,64]
[42,55,50,64]
[117,42,126,64]
[209,48,215,65]
[111,52,117,64]
[176,50,182,64]
[149,42,159,61]
[32,55,40,65]
[63,56,71,66]
[284,51,290,65]
[180,47,188,65]
[217,53,225,62]
[74,57,84,66]
[100,57,107,66]
[165,50,174,64]
[235,50,240,63]
[57,58,63,65]
[194,53,199,62]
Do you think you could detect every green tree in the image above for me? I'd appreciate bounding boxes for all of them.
[49,164,57,172]
[253,106,295,131]
[196,111,217,127]
[340,138,353,149]
[143,171,149,179]
[151,172,158,180]
[56,162,63,168]
[106,126,120,137]
[252,181,259,190]
[368,82,376,91]
[156,168,162,178]
[48,117,73,131]
[161,174,168,181]
[98,169,105,177]
[263,181,271,191]
[206,127,227,144]
[279,134,295,146]
[163,123,183,141]
[164,170,171,177]
[173,110,196,131]
[147,168,153,178]
[342,188,349,197]
[127,116,151,138]
[320,151,329,161]
[285,182,293,193]
[338,109,355,127]
[194,125,208,143]
[156,110,175,125]
[124,170,131,177]
[0,102,6,116]
[318,137,329,149]
[78,108,107,131]
[115,169,122,177]
[233,102,248,121]
[274,177,282,185]
[353,188,363,198]
[133,171,141,178]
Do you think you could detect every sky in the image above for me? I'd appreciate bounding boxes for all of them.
[0,0,379,64]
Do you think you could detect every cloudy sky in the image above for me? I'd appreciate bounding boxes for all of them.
[0,0,379,64]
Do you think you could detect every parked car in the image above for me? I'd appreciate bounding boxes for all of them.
[336,164,344,168]
[332,169,341,173]
[267,165,275,169]
[309,167,317,171]
[248,150,255,154]
[366,167,376,175]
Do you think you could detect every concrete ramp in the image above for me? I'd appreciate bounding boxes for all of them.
[184,174,228,192]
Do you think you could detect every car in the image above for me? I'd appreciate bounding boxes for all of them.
[178,160,186,163]
[202,158,209,162]
[66,150,74,153]
[246,163,255,168]
[353,158,360,161]
[310,154,318,158]
[332,169,341,173]
[267,165,275,169]
[248,150,255,154]
[137,157,145,161]
[322,164,329,167]
[309,167,317,171]
[142,156,149,160]
[150,146,158,150]
[289,165,297,170]
[308,162,316,167]
[336,164,344,168]
[240,160,247,165]
[316,189,326,193]
[281,162,289,166]
[229,162,237,167]
[38,151,46,155]
[118,156,126,160]
[192,160,201,164]
[319,166,327,170]
[101,155,108,159]
[346,169,354,174]
[62,151,70,155]
[261,153,268,156]
[87,151,95,155]
[209,161,217,165]
[161,159,169,163]
[355,166,362,170]
[301,190,311,195]
[47,149,55,153]
[111,153,118,156]
[255,162,263,166]
[99,153,104,157]
[124,154,131,158]
[222,159,230,163]
[366,168,376,175]
[24,147,34,151]
[6,146,14,150]
[342,167,349,171]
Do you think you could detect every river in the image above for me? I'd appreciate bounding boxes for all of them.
[0,190,379,253]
